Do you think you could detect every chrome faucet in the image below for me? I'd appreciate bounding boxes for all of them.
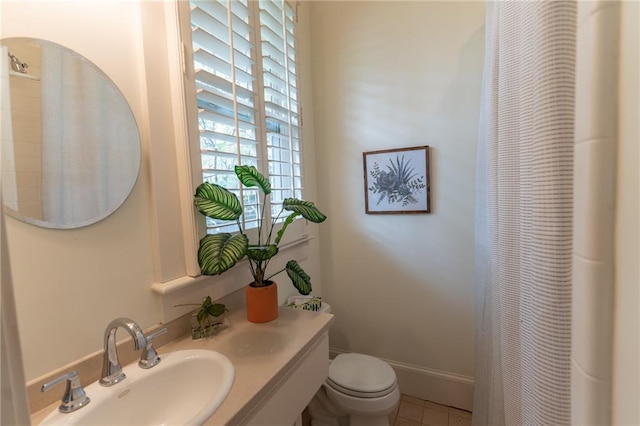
[41,371,90,413]
[99,317,146,386]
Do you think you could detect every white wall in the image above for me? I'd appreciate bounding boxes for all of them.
[309,1,485,409]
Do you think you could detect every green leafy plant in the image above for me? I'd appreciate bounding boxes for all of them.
[175,295,228,339]
[194,165,327,295]
[195,296,227,328]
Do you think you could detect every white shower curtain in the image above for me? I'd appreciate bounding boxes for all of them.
[1,47,18,211]
[41,46,136,226]
[473,2,576,425]
[0,47,31,423]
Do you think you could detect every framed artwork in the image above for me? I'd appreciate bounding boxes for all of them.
[363,146,430,214]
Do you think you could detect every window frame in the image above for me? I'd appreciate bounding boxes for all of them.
[146,1,317,323]
[179,0,309,277]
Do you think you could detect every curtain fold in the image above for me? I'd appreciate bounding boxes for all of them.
[473,2,577,425]
[41,46,137,226]
[1,47,18,211]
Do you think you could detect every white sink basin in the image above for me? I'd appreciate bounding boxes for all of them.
[40,349,234,426]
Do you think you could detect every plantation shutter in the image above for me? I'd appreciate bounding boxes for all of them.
[189,0,303,232]
[259,0,303,221]
[190,0,260,232]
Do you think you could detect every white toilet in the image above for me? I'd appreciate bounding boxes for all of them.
[321,352,401,426]
[289,300,400,426]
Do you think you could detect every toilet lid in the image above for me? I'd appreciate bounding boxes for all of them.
[327,353,397,398]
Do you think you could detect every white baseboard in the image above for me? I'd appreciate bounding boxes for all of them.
[329,348,474,412]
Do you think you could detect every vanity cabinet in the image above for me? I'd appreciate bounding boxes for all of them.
[197,306,334,426]
[243,333,329,425]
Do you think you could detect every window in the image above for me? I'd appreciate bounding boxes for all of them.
[186,0,303,234]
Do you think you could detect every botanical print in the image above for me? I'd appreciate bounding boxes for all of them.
[368,155,426,207]
[363,146,430,214]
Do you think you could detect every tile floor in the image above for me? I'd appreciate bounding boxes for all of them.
[302,394,472,426]
[390,395,472,426]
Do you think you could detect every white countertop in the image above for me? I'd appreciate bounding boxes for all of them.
[31,307,334,425]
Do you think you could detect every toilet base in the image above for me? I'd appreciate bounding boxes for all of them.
[307,386,348,426]
[308,383,400,426]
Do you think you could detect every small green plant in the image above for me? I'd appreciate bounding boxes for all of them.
[175,296,228,339]
[195,295,227,327]
[194,165,327,295]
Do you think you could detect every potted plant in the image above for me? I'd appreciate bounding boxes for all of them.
[176,296,229,339]
[194,165,327,323]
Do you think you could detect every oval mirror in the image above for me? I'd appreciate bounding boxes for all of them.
[0,38,141,229]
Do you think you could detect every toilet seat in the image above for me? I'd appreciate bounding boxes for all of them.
[326,353,397,398]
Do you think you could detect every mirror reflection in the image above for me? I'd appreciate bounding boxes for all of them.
[0,38,141,229]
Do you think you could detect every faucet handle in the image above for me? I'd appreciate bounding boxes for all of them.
[41,371,91,413]
[139,327,168,369]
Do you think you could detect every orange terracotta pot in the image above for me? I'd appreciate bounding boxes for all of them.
[245,281,279,323]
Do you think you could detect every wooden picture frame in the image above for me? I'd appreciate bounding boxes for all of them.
[363,146,430,214]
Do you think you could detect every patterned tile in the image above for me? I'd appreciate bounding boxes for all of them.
[448,412,472,426]
[398,401,424,423]
[422,407,449,426]
[395,417,422,426]
[425,400,449,413]
[306,394,472,426]
[448,407,472,420]
[402,394,426,406]
[401,394,472,426]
